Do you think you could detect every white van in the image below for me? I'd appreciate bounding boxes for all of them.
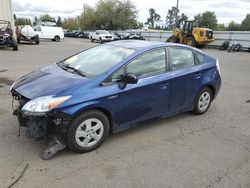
[34,26,64,42]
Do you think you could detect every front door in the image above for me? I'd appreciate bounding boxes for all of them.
[117,48,170,130]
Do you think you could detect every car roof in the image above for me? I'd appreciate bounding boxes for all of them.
[107,40,164,50]
[107,40,204,53]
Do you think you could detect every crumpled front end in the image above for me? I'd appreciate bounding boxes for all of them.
[11,90,71,159]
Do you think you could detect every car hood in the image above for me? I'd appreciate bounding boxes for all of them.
[100,34,112,37]
[12,63,91,99]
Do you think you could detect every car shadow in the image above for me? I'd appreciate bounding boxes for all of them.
[54,112,194,160]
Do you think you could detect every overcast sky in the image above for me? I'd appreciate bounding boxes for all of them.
[13,0,250,25]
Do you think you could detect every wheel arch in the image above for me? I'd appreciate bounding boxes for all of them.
[205,84,215,100]
[191,84,215,110]
[71,106,115,133]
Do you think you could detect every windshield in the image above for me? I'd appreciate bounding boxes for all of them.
[100,30,109,34]
[59,45,135,77]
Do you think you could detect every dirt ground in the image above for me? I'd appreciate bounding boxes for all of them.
[0,38,250,188]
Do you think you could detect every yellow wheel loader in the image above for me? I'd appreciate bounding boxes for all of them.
[167,20,215,47]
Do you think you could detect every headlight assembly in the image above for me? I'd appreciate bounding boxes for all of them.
[22,95,71,113]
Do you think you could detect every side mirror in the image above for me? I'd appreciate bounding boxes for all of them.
[124,73,138,84]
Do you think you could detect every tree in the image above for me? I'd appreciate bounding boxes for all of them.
[15,18,32,26]
[165,6,178,29]
[176,13,188,28]
[146,8,161,28]
[194,11,217,30]
[62,18,79,30]
[241,14,250,31]
[216,23,225,31]
[79,4,98,30]
[165,7,188,29]
[56,16,63,27]
[79,0,138,30]
[40,14,55,22]
[227,21,241,31]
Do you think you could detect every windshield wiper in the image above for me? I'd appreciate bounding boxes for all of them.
[60,64,87,77]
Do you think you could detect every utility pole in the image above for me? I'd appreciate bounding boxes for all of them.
[175,0,179,27]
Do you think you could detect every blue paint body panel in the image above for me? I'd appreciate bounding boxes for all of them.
[12,40,221,133]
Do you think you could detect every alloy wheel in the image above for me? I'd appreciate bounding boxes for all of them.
[198,91,211,112]
[75,118,104,148]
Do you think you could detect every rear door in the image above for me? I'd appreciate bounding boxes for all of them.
[168,47,203,113]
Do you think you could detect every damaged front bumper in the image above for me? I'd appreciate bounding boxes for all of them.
[12,91,72,159]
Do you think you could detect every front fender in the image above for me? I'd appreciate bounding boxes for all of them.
[58,99,118,128]
[60,100,100,116]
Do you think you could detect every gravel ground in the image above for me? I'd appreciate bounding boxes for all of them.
[0,38,250,188]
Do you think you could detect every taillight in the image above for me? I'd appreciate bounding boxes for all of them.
[216,59,221,75]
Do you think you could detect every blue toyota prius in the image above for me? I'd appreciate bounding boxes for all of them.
[11,40,221,159]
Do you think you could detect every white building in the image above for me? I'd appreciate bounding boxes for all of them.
[0,0,16,38]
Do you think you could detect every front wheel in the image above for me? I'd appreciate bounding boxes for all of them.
[67,110,110,153]
[166,36,176,43]
[186,37,196,47]
[193,87,212,115]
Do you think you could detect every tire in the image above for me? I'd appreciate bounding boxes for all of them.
[54,36,60,42]
[35,36,40,44]
[166,36,176,43]
[193,87,212,115]
[67,110,110,153]
[197,44,205,49]
[186,37,196,47]
[12,39,18,51]
[100,38,103,44]
[91,38,94,42]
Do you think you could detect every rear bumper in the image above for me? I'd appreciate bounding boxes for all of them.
[212,73,221,100]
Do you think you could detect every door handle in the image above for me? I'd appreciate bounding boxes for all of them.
[160,81,169,89]
[194,72,201,79]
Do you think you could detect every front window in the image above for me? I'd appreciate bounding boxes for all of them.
[59,45,135,77]
[126,48,166,78]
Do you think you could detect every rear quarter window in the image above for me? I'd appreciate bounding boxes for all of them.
[194,51,205,65]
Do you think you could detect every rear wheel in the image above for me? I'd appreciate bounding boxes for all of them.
[67,110,110,153]
[186,37,196,47]
[193,87,212,115]
[12,39,18,51]
[54,36,60,42]
[35,36,40,44]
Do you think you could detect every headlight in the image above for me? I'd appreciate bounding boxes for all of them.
[22,95,71,113]
[10,81,16,91]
